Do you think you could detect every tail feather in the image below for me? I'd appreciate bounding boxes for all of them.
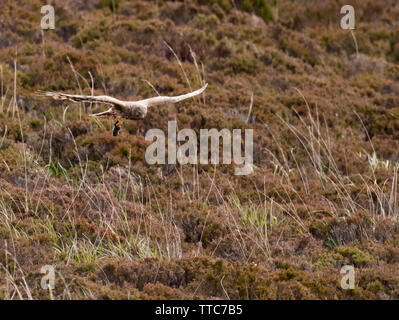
[89,107,114,117]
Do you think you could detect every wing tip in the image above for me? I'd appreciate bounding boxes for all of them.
[35,90,49,96]
[36,90,68,100]
[199,83,208,93]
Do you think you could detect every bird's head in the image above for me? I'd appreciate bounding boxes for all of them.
[132,106,147,120]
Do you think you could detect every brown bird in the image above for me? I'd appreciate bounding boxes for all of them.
[39,83,208,136]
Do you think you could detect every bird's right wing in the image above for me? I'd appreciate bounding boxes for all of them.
[138,83,208,108]
[37,91,126,109]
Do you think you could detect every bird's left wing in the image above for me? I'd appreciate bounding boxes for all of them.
[138,83,208,108]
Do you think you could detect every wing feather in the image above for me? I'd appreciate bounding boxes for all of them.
[138,83,208,107]
[38,91,126,108]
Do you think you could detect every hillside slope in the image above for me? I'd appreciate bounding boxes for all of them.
[1,0,399,299]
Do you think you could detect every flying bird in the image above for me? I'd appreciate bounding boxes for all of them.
[39,83,208,136]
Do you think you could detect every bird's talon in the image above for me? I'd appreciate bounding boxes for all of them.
[113,120,123,136]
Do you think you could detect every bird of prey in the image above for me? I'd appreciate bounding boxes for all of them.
[39,83,208,136]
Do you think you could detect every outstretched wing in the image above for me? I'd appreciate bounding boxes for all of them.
[37,91,126,108]
[137,83,208,108]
